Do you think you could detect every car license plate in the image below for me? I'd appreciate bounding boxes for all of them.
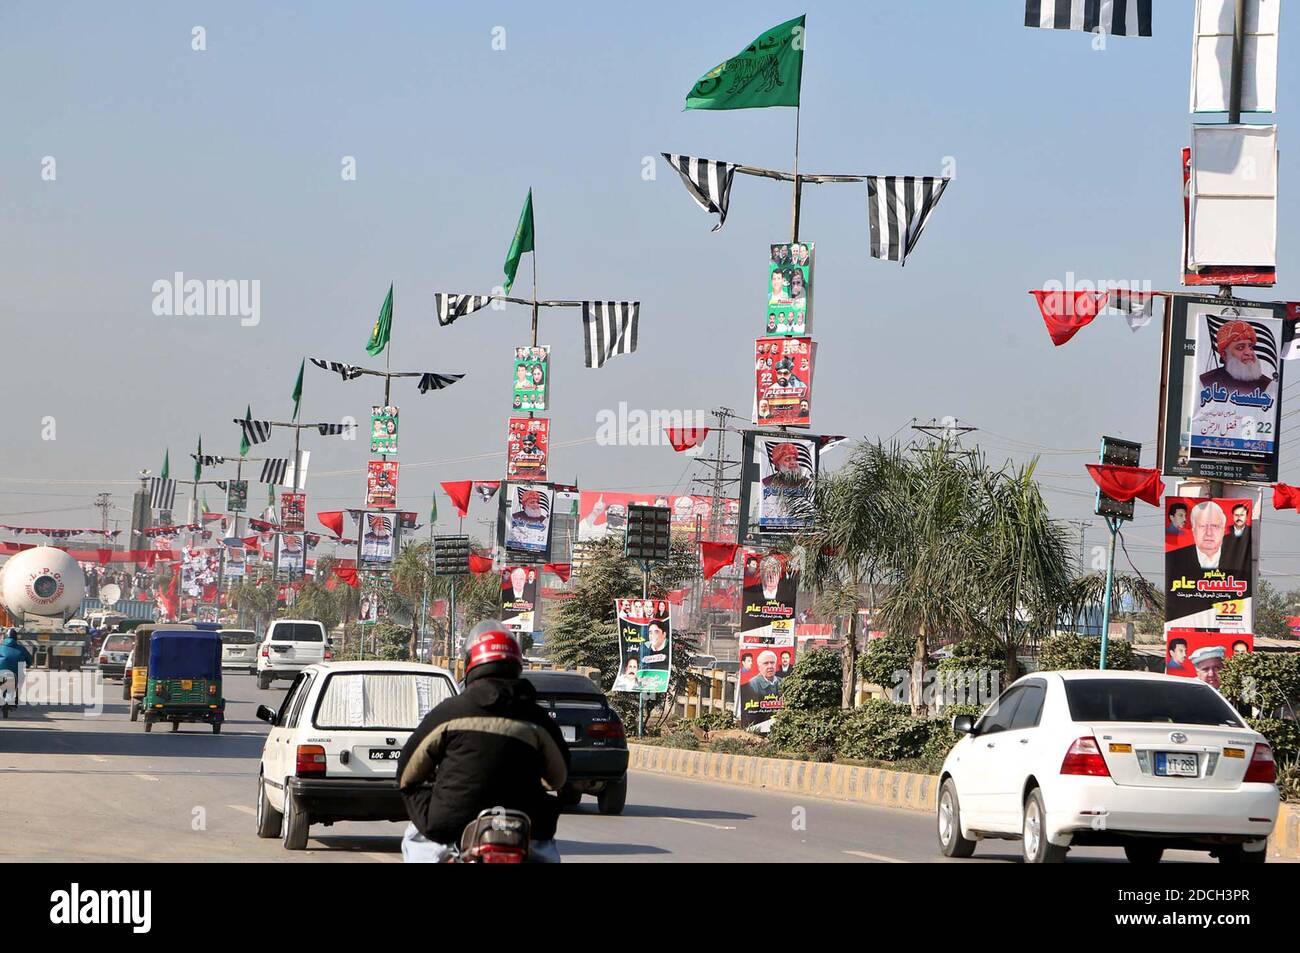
[181,680,193,690]
[368,748,401,761]
[561,726,577,743]
[1156,752,1198,777]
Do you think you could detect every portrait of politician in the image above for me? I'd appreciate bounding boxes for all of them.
[1221,503,1252,566]
[1166,501,1249,586]
[1198,319,1275,398]
[741,650,782,704]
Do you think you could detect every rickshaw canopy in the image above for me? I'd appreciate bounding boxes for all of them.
[149,629,222,680]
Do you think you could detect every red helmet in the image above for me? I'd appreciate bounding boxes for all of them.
[465,620,523,674]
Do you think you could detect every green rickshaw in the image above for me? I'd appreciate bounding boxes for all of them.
[142,627,225,734]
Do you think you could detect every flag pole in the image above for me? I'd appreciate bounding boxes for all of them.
[790,104,802,243]
[530,190,539,349]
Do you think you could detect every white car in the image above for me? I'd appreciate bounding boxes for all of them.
[937,670,1279,864]
[256,619,330,689]
[220,629,259,673]
[96,633,134,680]
[253,661,457,850]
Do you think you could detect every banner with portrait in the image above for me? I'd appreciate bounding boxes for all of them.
[512,345,550,412]
[1164,629,1253,692]
[500,565,539,635]
[1164,497,1253,634]
[739,631,795,732]
[358,513,398,568]
[280,492,306,533]
[738,431,819,539]
[741,549,799,634]
[501,482,554,558]
[180,547,220,598]
[1159,295,1288,483]
[611,597,671,694]
[766,241,813,336]
[370,405,399,454]
[222,540,246,579]
[578,491,738,543]
[226,480,248,513]
[358,573,387,627]
[366,460,399,509]
[276,533,305,575]
[754,336,815,427]
[506,416,550,482]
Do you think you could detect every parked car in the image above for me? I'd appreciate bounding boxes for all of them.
[937,670,1279,864]
[253,661,458,850]
[256,619,329,689]
[220,629,259,673]
[523,670,628,815]
[96,633,134,680]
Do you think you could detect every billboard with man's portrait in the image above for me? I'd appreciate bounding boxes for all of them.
[1165,629,1253,692]
[512,345,550,412]
[738,431,819,539]
[767,241,814,337]
[370,405,399,454]
[358,513,398,567]
[506,416,549,482]
[500,565,539,635]
[276,533,305,575]
[366,460,399,509]
[501,482,554,558]
[1164,497,1253,634]
[611,598,671,694]
[753,336,815,427]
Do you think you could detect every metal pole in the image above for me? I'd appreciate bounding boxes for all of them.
[531,190,539,349]
[638,565,649,737]
[449,577,458,660]
[791,105,802,242]
[1098,517,1120,670]
[1229,0,1246,124]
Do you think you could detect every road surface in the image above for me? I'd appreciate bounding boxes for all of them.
[0,670,1215,863]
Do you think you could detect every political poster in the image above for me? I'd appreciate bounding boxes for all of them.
[226,480,248,513]
[280,492,306,533]
[738,548,798,730]
[754,336,815,427]
[738,431,819,539]
[358,573,386,626]
[276,533,305,575]
[766,241,813,336]
[180,547,220,598]
[502,483,553,558]
[500,565,539,635]
[578,491,739,543]
[1165,630,1253,692]
[512,345,550,412]
[506,416,550,481]
[611,597,671,694]
[741,549,799,633]
[358,513,398,568]
[1165,497,1253,634]
[1159,295,1287,483]
[222,540,246,579]
[370,405,399,454]
[366,460,399,509]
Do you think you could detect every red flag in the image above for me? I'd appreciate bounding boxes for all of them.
[700,541,739,580]
[469,553,494,575]
[96,549,112,565]
[665,588,688,605]
[441,481,473,518]
[544,562,572,582]
[1030,290,1110,346]
[1273,484,1300,511]
[332,564,359,588]
[1085,464,1164,507]
[159,564,180,620]
[317,511,344,537]
[664,427,711,452]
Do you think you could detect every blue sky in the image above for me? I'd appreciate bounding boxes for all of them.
[1,1,1296,585]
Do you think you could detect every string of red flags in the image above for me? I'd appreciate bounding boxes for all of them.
[440,481,473,518]
[308,358,466,394]
[701,541,740,579]
[0,525,121,539]
[1273,484,1300,511]
[1085,464,1165,507]
[1032,289,1172,346]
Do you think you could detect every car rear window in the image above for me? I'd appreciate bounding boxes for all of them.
[220,631,257,645]
[103,636,133,652]
[270,623,324,642]
[313,672,456,730]
[1064,679,1244,727]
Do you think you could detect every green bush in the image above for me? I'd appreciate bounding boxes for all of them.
[919,703,986,768]
[1277,758,1300,803]
[1221,652,1300,714]
[1037,633,1133,671]
[857,631,913,692]
[767,708,839,754]
[1248,718,1300,763]
[781,648,842,712]
[658,732,700,750]
[834,700,931,762]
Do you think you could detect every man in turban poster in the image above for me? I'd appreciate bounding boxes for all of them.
[1199,320,1275,400]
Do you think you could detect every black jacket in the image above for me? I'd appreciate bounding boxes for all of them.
[396,675,570,844]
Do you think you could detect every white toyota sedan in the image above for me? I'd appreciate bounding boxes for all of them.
[937,670,1278,863]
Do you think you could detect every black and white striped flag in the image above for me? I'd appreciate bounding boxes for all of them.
[235,416,274,446]
[434,293,495,327]
[866,176,951,266]
[662,154,740,232]
[582,302,639,369]
[417,372,466,393]
[1024,1,1152,36]
[316,423,351,437]
[149,478,177,510]
[260,459,289,485]
[310,358,365,381]
[192,454,225,467]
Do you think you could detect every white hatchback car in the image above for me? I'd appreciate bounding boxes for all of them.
[937,670,1279,863]
[254,661,457,850]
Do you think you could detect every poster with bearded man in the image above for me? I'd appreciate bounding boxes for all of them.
[1160,295,1287,483]
[1164,497,1253,634]
[738,432,819,538]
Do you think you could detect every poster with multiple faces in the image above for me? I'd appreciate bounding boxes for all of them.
[226,480,248,513]
[1165,630,1253,692]
[767,242,813,336]
[506,416,550,482]
[754,337,815,427]
[280,492,306,533]
[577,492,739,543]
[370,405,399,455]
[739,548,798,730]
[513,345,550,412]
[500,565,539,635]
[738,432,819,539]
[611,598,672,694]
[366,460,399,509]
[1164,497,1254,635]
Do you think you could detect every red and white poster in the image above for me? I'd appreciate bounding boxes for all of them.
[1164,497,1253,634]
[280,492,306,533]
[754,336,815,428]
[366,460,399,509]
[506,417,550,481]
[739,548,797,731]
[500,565,539,635]
[1165,629,1253,691]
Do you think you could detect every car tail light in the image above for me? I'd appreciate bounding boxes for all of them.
[260,646,269,657]
[208,683,217,695]
[98,655,107,664]
[587,720,626,740]
[1060,736,1110,777]
[296,744,327,777]
[324,648,333,661]
[1243,743,1275,784]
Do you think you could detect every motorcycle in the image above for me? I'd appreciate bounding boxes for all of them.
[447,809,533,864]
[0,670,18,719]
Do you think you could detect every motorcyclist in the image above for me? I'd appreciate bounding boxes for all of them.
[0,628,33,706]
[396,620,570,862]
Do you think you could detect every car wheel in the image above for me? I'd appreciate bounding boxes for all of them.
[255,776,282,839]
[1022,788,1067,864]
[1123,843,1165,864]
[212,723,221,734]
[282,790,309,850]
[122,680,130,701]
[559,785,583,808]
[937,778,977,858]
[143,718,153,733]
[257,673,271,690]
[171,720,180,733]
[129,701,138,722]
[597,776,627,816]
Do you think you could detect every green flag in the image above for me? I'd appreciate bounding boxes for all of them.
[685,15,805,110]
[201,492,211,518]
[430,490,438,525]
[291,358,305,421]
[161,449,170,481]
[366,284,393,356]
[502,190,534,295]
[194,436,203,481]
[240,405,252,457]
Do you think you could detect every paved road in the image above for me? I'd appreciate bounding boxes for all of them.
[0,669,1216,863]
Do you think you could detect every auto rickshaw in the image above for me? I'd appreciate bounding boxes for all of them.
[124,624,158,720]
[141,627,225,734]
